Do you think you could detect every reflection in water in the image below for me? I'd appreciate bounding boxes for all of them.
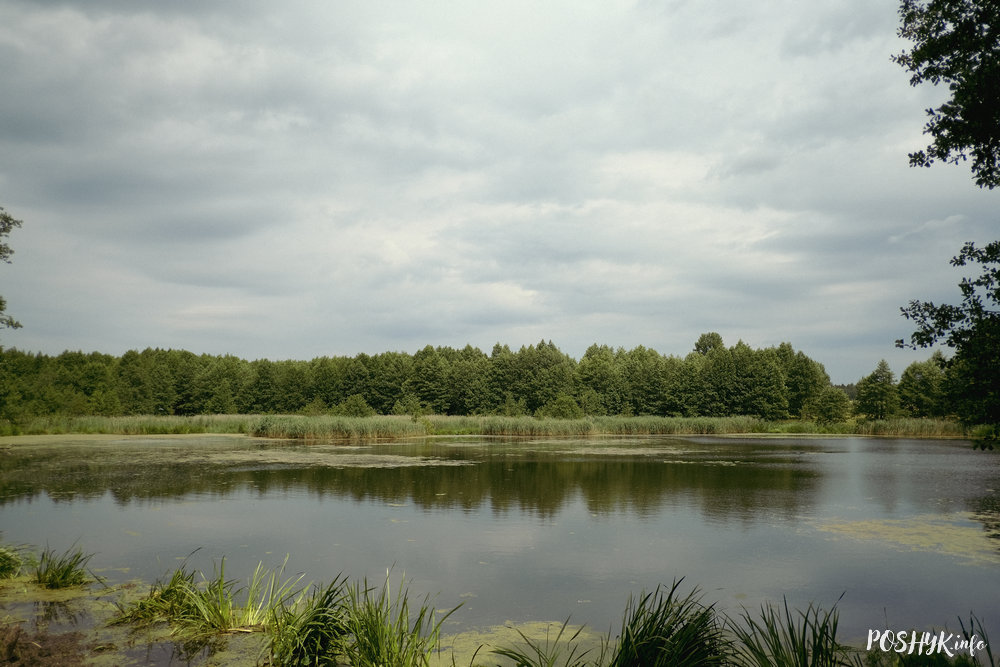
[1,434,998,645]
[0,437,821,523]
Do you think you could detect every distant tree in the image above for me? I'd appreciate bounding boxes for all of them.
[0,206,23,330]
[811,386,853,424]
[892,0,1000,188]
[774,344,831,418]
[897,241,1000,443]
[898,351,948,417]
[446,345,490,415]
[333,393,376,417]
[855,360,901,420]
[693,332,725,355]
[404,345,450,414]
[577,345,627,415]
[535,394,584,419]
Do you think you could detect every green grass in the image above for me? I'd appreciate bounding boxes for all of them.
[608,580,728,667]
[112,557,305,637]
[727,597,857,667]
[0,547,23,579]
[340,573,460,667]
[268,576,350,666]
[33,544,95,589]
[491,618,600,667]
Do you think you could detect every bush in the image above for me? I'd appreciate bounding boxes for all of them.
[536,394,585,420]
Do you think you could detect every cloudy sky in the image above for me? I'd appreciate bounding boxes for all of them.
[0,0,995,384]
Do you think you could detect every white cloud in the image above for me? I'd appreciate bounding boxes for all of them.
[0,0,994,383]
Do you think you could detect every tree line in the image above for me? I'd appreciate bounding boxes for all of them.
[0,334,954,425]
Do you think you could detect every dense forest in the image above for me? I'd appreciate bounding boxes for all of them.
[0,334,953,426]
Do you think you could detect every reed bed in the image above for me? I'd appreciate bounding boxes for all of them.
[2,413,971,441]
[12,414,257,436]
[249,415,428,441]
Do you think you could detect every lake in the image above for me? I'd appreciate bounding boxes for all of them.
[1,433,998,659]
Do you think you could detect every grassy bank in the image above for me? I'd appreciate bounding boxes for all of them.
[1,414,970,440]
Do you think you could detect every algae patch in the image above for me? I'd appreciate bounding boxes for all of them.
[817,512,1000,566]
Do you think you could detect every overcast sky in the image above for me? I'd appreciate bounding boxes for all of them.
[1,0,995,384]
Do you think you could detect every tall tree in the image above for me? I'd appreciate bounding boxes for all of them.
[892,0,1000,188]
[0,206,22,330]
[897,241,999,436]
[898,352,948,417]
[855,360,901,420]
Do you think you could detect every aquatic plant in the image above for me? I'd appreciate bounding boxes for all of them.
[33,545,94,589]
[491,618,598,667]
[608,580,728,667]
[112,557,304,638]
[339,572,459,667]
[0,546,23,579]
[267,576,349,666]
[728,597,856,667]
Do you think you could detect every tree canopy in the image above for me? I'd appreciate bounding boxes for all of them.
[892,0,1000,188]
[897,241,1000,444]
[0,206,22,331]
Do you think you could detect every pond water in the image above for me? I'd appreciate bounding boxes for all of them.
[1,433,999,652]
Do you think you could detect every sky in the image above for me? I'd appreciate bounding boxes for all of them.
[0,0,996,385]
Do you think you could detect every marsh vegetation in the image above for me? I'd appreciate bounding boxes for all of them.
[3,548,994,666]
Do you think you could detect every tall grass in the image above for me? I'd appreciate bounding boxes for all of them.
[728,597,856,667]
[13,414,257,436]
[250,415,428,441]
[33,544,95,589]
[340,573,460,667]
[3,413,971,440]
[608,580,728,667]
[268,576,349,666]
[112,557,304,637]
[491,619,599,667]
[0,546,23,579]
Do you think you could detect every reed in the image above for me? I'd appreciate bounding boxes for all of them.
[608,580,728,667]
[267,576,350,666]
[112,557,304,638]
[339,572,459,667]
[0,547,22,579]
[33,544,94,589]
[491,618,599,667]
[249,415,427,441]
[728,597,856,667]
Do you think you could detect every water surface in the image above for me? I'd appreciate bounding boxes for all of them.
[1,433,998,648]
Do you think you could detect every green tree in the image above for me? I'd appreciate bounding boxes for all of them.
[0,206,22,330]
[577,344,627,415]
[446,345,490,415]
[893,0,1000,188]
[774,343,831,418]
[897,241,1000,437]
[855,360,901,420]
[693,332,725,355]
[535,393,584,419]
[898,352,947,417]
[811,386,852,424]
[333,393,376,417]
[404,345,451,414]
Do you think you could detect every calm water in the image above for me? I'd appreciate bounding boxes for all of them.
[1,434,999,646]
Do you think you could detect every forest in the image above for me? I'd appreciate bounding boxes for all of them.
[0,333,952,427]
